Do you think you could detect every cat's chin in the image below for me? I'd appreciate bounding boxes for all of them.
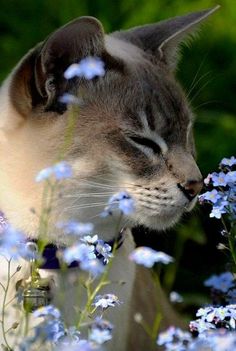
[133,211,183,231]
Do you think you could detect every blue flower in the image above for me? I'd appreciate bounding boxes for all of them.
[64,57,105,80]
[56,340,98,351]
[81,235,98,245]
[188,330,236,351]
[35,161,72,182]
[211,172,228,187]
[63,243,96,265]
[89,328,112,344]
[0,225,26,260]
[157,326,192,349]
[189,318,216,334]
[95,240,113,264]
[80,259,105,277]
[102,191,135,216]
[33,305,61,319]
[191,305,236,333]
[199,189,222,204]
[34,319,65,343]
[53,162,73,180]
[93,294,121,310]
[204,272,235,293]
[129,246,173,268]
[226,171,236,185]
[58,221,94,236]
[55,326,80,346]
[220,156,236,168]
[59,93,81,105]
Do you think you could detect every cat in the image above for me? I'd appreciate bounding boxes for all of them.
[0,6,219,350]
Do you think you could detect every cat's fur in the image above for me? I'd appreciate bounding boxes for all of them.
[0,7,219,350]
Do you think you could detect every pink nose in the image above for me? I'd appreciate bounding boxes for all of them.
[178,179,203,200]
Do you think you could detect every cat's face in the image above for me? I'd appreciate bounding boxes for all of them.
[0,9,218,236]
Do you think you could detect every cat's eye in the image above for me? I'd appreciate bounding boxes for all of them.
[129,136,162,154]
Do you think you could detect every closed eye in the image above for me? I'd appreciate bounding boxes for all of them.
[129,136,162,154]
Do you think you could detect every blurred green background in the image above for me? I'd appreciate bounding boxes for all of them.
[0,0,235,318]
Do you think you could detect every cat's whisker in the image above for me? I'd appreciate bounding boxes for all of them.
[189,76,215,104]
[62,193,114,198]
[186,70,212,99]
[186,51,209,96]
[192,99,219,111]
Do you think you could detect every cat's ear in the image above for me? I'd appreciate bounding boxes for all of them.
[114,6,219,71]
[10,17,119,116]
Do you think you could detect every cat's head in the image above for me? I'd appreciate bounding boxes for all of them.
[0,7,219,236]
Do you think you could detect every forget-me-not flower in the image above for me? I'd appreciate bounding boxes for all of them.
[64,57,105,80]
[35,161,72,182]
[129,246,173,268]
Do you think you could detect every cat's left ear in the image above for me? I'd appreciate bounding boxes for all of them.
[114,6,220,71]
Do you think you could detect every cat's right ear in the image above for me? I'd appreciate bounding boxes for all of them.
[115,6,219,71]
[9,17,120,118]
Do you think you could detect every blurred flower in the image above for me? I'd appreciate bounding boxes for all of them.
[157,326,191,350]
[33,305,61,319]
[63,243,96,265]
[93,294,121,310]
[55,326,80,346]
[57,221,94,236]
[59,93,81,105]
[101,191,135,217]
[89,328,112,344]
[80,259,105,277]
[188,330,236,351]
[189,319,216,334]
[92,317,113,332]
[56,339,100,351]
[204,272,235,293]
[81,235,98,245]
[169,291,183,303]
[0,225,33,260]
[129,246,173,268]
[35,161,72,182]
[64,57,105,80]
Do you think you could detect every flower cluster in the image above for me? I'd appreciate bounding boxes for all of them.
[204,271,236,305]
[129,246,174,268]
[157,326,192,350]
[62,230,113,275]
[199,156,236,219]
[158,327,236,351]
[188,329,236,351]
[20,305,111,350]
[190,304,236,334]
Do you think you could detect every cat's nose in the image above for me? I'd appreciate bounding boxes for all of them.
[178,179,203,201]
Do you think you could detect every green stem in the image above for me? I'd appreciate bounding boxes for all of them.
[222,216,236,267]
[1,260,13,350]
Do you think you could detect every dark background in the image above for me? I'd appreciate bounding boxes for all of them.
[0,0,235,319]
